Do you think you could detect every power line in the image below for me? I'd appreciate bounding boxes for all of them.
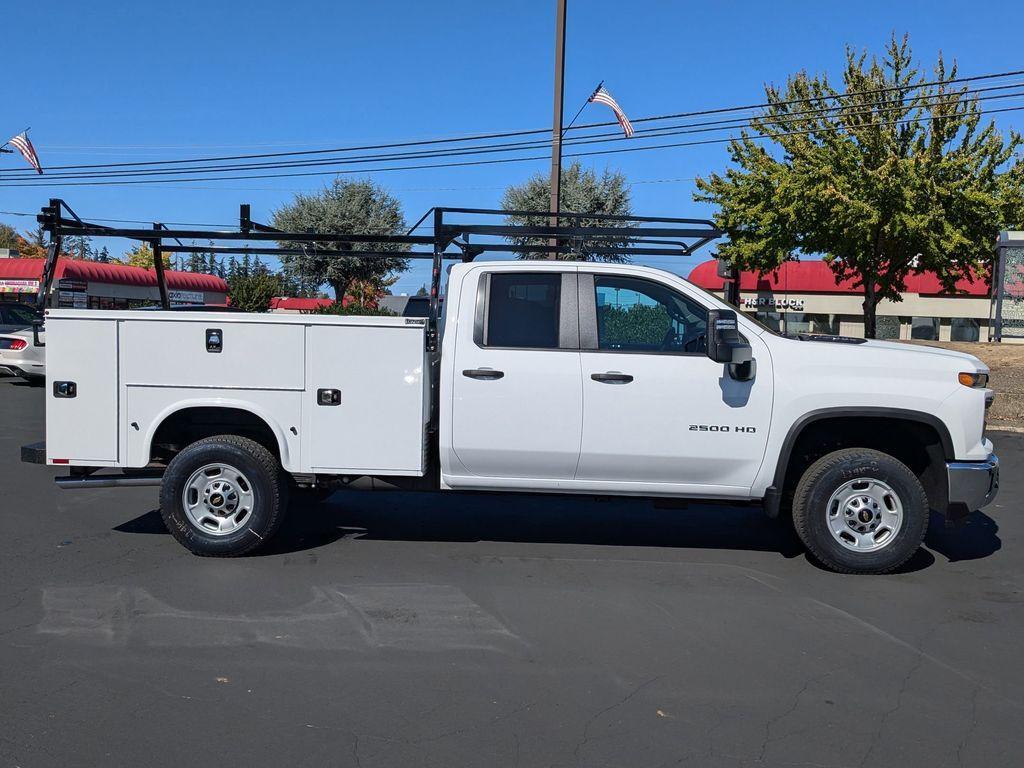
[6,84,1023,184]
[3,102,1022,189]
[4,67,1023,175]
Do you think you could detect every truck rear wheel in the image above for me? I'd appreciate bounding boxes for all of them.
[791,448,928,574]
[159,435,288,556]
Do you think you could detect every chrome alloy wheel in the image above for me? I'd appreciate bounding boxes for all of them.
[825,477,904,552]
[181,463,255,536]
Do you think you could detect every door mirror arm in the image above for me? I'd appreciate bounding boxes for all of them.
[729,358,756,382]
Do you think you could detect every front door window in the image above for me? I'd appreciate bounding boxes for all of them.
[594,275,708,354]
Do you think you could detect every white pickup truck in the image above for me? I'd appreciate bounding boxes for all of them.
[22,259,999,573]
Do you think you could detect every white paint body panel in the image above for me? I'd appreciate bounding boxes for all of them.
[304,323,428,475]
[45,315,120,464]
[438,262,991,498]
[121,319,305,390]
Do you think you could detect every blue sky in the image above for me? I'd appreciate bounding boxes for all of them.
[1,0,1022,295]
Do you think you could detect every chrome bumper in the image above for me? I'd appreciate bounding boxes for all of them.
[947,453,999,515]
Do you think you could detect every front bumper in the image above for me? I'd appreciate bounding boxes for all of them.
[947,453,999,516]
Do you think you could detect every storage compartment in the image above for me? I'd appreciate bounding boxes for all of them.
[303,323,428,475]
[120,316,305,390]
[45,315,120,464]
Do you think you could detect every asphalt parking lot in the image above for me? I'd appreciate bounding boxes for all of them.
[1,375,1022,768]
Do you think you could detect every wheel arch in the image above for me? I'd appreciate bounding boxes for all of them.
[145,399,296,471]
[769,407,953,517]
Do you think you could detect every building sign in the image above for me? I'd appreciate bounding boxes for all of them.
[0,279,39,293]
[169,289,205,305]
[741,296,805,311]
[994,238,1024,340]
[58,278,88,292]
[57,290,88,309]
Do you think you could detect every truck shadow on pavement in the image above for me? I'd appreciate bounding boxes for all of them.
[115,493,1001,572]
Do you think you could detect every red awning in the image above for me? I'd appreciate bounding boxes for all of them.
[687,259,990,297]
[0,257,228,293]
[269,297,335,311]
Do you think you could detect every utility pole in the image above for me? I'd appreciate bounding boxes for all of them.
[548,0,567,254]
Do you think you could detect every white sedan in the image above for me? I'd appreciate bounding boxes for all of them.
[0,329,45,383]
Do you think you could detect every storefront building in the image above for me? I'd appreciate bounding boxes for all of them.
[688,259,993,342]
[0,257,228,309]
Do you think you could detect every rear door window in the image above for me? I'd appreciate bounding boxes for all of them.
[484,273,561,349]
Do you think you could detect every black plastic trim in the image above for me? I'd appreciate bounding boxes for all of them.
[55,473,164,489]
[771,407,957,491]
[21,441,46,465]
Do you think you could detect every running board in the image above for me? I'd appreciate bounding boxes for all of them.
[55,473,163,490]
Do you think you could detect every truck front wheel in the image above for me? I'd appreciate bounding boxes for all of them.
[159,435,288,556]
[791,448,928,574]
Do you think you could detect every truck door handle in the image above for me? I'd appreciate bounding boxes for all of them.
[463,368,505,380]
[591,372,634,384]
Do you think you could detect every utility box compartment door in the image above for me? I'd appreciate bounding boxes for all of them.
[45,317,119,463]
[120,319,305,390]
[304,324,428,475]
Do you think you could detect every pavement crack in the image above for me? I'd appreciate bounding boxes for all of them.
[573,675,661,765]
[954,686,981,768]
[857,653,924,768]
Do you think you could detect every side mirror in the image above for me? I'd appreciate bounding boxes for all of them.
[707,309,751,364]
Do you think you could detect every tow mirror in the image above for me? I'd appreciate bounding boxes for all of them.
[707,309,751,364]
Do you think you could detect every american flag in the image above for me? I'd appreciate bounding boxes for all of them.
[589,85,634,138]
[7,131,42,174]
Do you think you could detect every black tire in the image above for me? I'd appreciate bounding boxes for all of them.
[159,435,288,557]
[791,448,928,574]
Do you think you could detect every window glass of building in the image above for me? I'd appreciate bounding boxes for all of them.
[911,316,940,340]
[950,318,980,342]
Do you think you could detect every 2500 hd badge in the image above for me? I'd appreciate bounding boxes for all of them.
[689,425,757,433]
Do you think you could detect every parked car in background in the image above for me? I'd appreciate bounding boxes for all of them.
[0,302,42,335]
[0,329,45,383]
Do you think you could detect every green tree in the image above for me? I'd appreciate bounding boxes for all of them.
[119,243,171,269]
[695,34,1022,338]
[0,223,18,249]
[501,161,634,261]
[271,179,410,302]
[228,272,281,313]
[599,304,672,346]
[65,235,93,261]
[313,301,395,317]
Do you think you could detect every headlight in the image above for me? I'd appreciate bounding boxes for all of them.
[958,372,989,388]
